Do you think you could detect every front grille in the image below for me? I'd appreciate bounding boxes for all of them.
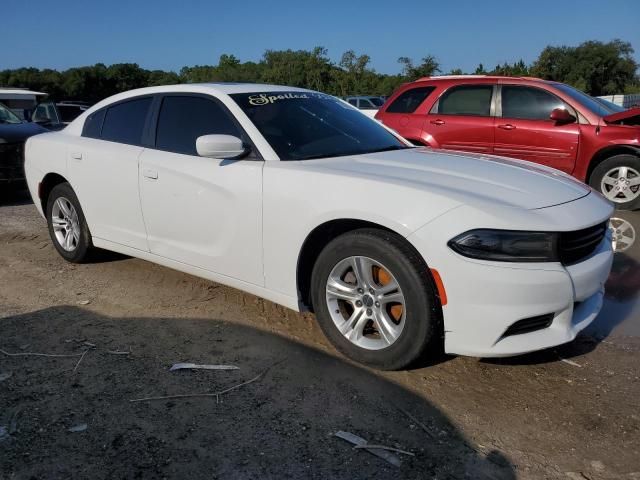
[0,142,25,182]
[502,313,554,338]
[558,222,607,265]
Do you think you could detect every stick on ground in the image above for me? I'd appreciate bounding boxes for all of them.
[0,348,84,358]
[397,407,435,438]
[130,359,284,403]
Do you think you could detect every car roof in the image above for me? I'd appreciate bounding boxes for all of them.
[414,75,546,83]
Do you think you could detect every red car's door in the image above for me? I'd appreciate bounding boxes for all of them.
[494,84,579,173]
[424,84,495,153]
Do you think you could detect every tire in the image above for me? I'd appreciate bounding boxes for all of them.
[310,228,441,370]
[589,154,640,210]
[46,182,94,263]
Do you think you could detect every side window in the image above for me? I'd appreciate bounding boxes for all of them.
[101,97,152,146]
[436,85,493,116]
[348,99,358,106]
[501,86,568,121]
[155,95,241,156]
[82,109,106,139]
[359,99,375,109]
[386,87,436,114]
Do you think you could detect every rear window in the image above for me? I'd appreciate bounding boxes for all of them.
[386,87,435,113]
[436,85,493,116]
[101,97,152,146]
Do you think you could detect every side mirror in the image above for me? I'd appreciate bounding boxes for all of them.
[549,108,575,124]
[196,134,248,159]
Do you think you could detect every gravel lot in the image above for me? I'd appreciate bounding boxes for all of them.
[1,190,639,480]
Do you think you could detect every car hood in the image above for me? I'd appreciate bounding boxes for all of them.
[0,122,48,143]
[311,147,591,210]
[603,107,640,125]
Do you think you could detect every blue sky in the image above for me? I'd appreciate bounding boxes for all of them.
[5,0,639,74]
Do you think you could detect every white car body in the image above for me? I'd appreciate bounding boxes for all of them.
[24,83,614,358]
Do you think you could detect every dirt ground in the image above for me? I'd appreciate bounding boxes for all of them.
[1,190,639,480]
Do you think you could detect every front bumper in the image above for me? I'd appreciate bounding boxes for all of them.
[407,194,614,357]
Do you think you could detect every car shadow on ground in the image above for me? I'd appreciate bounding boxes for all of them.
[0,306,516,480]
[0,187,32,207]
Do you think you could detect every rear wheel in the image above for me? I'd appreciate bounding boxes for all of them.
[589,154,640,210]
[46,183,94,263]
[310,228,441,370]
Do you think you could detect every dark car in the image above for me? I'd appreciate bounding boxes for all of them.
[0,102,47,189]
[31,101,90,130]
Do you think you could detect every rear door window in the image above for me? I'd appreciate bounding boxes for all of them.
[501,85,568,120]
[436,85,493,116]
[82,109,106,139]
[386,87,435,113]
[101,97,152,146]
[154,95,241,156]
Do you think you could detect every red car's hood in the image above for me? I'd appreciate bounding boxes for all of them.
[603,107,640,125]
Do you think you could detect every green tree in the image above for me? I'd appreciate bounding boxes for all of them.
[397,55,440,80]
[531,39,638,95]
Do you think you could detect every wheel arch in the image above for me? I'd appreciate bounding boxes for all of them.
[296,218,440,313]
[39,172,70,213]
[587,144,640,183]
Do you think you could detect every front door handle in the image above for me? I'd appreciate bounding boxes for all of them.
[430,119,446,126]
[142,168,158,180]
[497,124,516,130]
[70,152,83,160]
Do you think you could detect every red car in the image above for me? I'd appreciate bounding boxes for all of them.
[375,76,640,209]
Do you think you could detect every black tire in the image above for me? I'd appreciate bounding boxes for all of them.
[310,228,442,370]
[46,182,94,263]
[589,154,640,210]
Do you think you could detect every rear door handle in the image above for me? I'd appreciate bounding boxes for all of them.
[142,168,158,180]
[430,119,445,126]
[70,152,82,160]
[497,124,516,130]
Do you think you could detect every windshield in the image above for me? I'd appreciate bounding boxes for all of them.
[553,83,626,116]
[231,91,408,160]
[0,102,22,124]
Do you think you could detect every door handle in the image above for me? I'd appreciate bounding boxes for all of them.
[498,124,516,130]
[142,168,158,180]
[430,119,445,126]
[70,152,83,160]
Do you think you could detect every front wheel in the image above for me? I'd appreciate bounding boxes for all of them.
[310,228,441,370]
[589,154,640,210]
[46,182,94,263]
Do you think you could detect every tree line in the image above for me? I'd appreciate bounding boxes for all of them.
[1,39,638,103]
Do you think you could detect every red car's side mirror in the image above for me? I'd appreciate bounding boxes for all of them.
[550,108,576,124]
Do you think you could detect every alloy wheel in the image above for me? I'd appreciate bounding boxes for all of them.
[610,217,636,252]
[51,196,81,252]
[325,256,406,350]
[600,166,640,203]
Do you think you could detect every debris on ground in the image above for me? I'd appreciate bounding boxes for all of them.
[132,360,282,403]
[0,372,12,382]
[77,300,91,305]
[169,363,239,372]
[0,348,83,358]
[397,407,435,438]
[334,430,403,467]
[559,357,583,368]
[68,424,87,433]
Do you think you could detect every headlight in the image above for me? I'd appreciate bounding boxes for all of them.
[448,229,559,262]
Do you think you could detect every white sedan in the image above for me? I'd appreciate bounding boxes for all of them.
[24,83,614,370]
